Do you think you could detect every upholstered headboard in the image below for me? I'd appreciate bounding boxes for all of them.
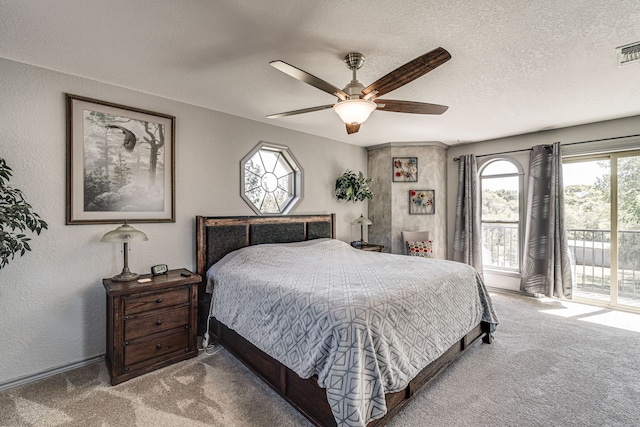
[195,214,336,278]
[194,214,336,334]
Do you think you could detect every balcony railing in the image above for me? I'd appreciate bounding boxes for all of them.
[482,225,640,305]
[568,228,640,304]
[482,223,518,270]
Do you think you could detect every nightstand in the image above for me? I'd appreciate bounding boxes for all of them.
[358,243,384,252]
[103,268,202,385]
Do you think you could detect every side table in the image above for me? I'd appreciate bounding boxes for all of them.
[103,268,201,385]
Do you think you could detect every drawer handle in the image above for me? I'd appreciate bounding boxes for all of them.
[156,320,163,326]
[156,344,162,350]
[155,298,163,303]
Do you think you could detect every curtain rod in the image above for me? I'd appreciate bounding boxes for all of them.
[453,146,549,161]
[452,132,640,161]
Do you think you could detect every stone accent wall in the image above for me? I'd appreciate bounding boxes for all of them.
[367,143,448,257]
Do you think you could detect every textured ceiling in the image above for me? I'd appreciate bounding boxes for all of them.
[1,0,639,147]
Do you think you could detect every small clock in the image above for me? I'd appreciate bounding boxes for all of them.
[151,264,168,276]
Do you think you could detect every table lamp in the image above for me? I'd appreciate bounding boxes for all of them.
[352,214,372,246]
[101,223,148,282]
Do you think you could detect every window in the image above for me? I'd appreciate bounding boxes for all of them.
[241,142,302,215]
[480,158,523,271]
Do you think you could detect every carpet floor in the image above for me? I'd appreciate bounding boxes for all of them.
[1,291,639,426]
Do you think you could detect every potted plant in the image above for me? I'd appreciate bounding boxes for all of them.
[0,158,48,269]
[334,170,373,202]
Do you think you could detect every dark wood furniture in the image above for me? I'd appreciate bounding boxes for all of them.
[103,268,201,385]
[358,243,384,252]
[196,214,492,426]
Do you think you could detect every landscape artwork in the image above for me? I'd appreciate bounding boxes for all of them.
[66,95,175,224]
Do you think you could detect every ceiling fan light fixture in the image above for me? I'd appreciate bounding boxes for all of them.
[268,48,451,134]
[333,99,377,125]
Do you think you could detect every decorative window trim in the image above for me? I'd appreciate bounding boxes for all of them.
[240,141,303,215]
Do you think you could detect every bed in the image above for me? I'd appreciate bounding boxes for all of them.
[196,214,498,427]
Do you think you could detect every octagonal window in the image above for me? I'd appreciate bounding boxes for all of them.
[241,142,303,215]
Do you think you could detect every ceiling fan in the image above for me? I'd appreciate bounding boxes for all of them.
[266,47,451,135]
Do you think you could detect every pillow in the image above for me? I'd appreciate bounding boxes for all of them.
[406,240,433,258]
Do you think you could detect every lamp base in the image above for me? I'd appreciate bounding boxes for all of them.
[111,268,140,282]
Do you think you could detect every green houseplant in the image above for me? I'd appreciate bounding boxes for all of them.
[334,170,373,202]
[0,158,48,269]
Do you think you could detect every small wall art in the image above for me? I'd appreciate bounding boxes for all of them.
[393,157,418,182]
[409,189,435,214]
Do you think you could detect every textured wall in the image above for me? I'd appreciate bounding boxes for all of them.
[366,148,392,249]
[368,144,447,256]
[0,58,368,386]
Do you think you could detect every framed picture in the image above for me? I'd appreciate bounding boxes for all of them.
[393,157,418,182]
[409,190,435,214]
[66,94,175,224]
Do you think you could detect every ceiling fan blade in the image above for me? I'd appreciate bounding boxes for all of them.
[375,99,448,115]
[362,47,451,99]
[346,123,361,134]
[270,60,349,100]
[266,104,335,119]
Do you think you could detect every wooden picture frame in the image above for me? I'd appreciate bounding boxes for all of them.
[409,189,435,214]
[393,157,418,182]
[66,94,175,224]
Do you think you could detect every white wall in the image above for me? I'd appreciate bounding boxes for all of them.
[446,115,640,291]
[0,58,368,386]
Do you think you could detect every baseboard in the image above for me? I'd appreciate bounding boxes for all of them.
[486,286,531,296]
[0,355,105,392]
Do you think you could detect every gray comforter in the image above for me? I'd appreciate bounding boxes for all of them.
[207,239,498,426]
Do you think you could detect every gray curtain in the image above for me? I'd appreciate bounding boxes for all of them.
[453,154,484,277]
[520,142,573,298]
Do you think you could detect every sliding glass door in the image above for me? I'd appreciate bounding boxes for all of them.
[563,151,640,311]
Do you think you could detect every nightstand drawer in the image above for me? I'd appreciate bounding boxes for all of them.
[124,305,190,340]
[124,330,189,367]
[124,287,190,315]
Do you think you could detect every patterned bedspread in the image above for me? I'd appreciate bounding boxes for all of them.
[207,239,498,427]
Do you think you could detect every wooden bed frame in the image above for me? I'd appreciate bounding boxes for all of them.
[196,214,492,427]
